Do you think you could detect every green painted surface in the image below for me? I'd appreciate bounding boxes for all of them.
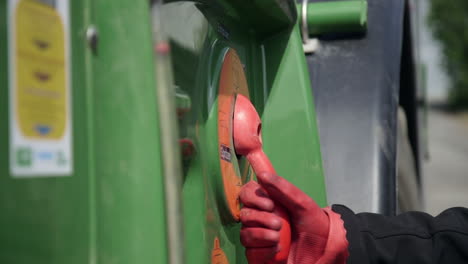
[92,1,168,263]
[0,0,168,263]
[262,25,326,200]
[163,1,327,263]
[299,0,367,36]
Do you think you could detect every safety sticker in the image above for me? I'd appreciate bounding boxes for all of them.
[8,0,72,177]
[211,237,229,264]
[220,144,232,162]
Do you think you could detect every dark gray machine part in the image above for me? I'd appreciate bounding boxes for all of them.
[305,0,405,215]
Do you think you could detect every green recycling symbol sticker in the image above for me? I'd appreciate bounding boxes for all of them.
[16,147,32,167]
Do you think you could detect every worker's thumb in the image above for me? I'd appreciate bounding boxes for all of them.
[256,172,323,219]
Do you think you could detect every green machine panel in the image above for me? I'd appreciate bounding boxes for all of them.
[0,1,91,262]
[1,0,168,263]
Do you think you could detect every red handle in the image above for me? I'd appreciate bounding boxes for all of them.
[247,149,291,264]
[232,94,291,263]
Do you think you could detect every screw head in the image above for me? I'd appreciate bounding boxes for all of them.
[86,26,98,51]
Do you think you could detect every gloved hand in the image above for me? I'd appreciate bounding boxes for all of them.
[239,172,349,264]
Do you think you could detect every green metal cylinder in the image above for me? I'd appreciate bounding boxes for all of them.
[299,0,367,36]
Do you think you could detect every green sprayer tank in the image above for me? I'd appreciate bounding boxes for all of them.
[0,0,369,263]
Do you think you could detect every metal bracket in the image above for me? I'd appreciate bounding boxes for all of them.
[301,0,319,53]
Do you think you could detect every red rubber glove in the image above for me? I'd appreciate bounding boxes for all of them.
[239,173,349,264]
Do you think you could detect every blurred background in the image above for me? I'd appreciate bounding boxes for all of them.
[417,0,468,214]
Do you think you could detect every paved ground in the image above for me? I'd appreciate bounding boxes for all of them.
[423,109,468,215]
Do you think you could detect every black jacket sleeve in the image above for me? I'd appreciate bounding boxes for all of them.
[332,205,468,264]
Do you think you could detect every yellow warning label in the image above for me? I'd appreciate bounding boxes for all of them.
[15,0,67,139]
